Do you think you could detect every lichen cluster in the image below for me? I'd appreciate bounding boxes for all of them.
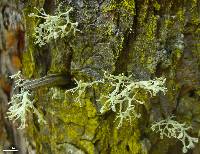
[151,116,198,153]
[66,72,167,128]
[100,73,166,128]
[19,0,200,153]
[65,78,104,106]
[29,6,79,46]
[7,71,46,129]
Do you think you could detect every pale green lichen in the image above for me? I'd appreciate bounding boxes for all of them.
[151,116,199,153]
[29,6,79,46]
[66,79,104,106]
[66,72,167,128]
[7,71,46,129]
[99,72,167,128]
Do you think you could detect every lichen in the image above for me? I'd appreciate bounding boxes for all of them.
[7,71,46,129]
[66,79,103,106]
[20,0,200,153]
[151,116,199,153]
[66,72,166,128]
[99,72,166,128]
[29,6,79,46]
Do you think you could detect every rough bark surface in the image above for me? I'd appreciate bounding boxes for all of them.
[0,0,200,154]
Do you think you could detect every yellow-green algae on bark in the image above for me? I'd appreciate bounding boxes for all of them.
[22,6,37,78]
[20,0,200,153]
[22,0,45,78]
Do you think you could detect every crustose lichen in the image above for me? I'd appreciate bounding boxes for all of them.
[29,6,79,46]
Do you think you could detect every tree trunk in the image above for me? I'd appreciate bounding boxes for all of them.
[0,0,200,154]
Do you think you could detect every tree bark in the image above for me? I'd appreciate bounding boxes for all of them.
[0,0,200,153]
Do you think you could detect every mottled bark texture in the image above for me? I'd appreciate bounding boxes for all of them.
[0,1,27,153]
[0,0,200,154]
